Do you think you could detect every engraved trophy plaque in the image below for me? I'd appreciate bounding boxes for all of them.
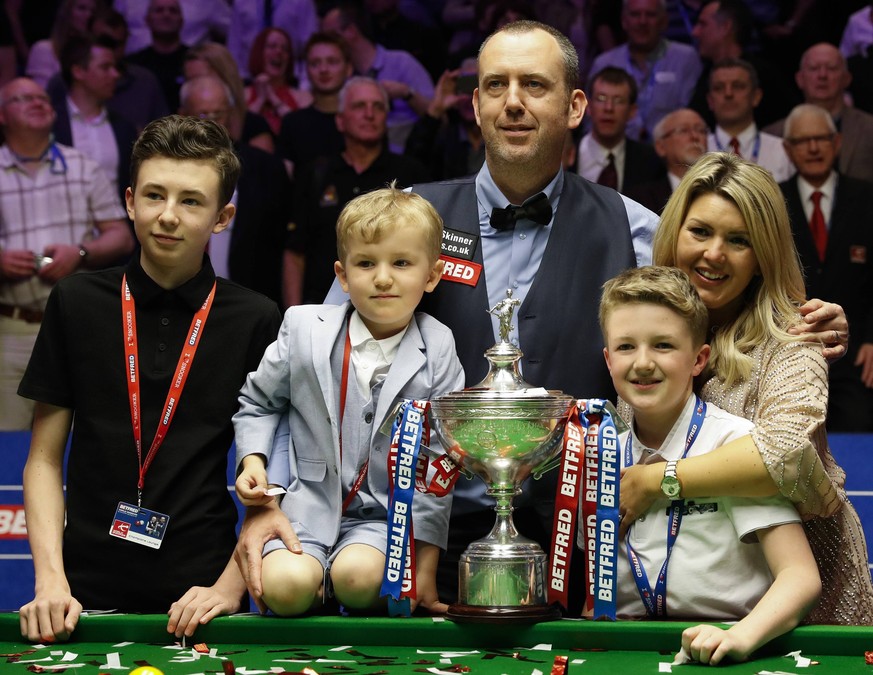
[430,290,573,623]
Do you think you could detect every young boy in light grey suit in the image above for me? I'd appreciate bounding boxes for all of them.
[233,185,465,616]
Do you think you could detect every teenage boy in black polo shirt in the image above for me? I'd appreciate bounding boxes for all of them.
[17,115,281,644]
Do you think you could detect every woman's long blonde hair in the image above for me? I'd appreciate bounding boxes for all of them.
[654,152,807,386]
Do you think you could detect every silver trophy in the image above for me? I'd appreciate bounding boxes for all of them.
[430,290,573,623]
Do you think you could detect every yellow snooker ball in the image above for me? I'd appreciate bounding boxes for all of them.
[129,668,164,675]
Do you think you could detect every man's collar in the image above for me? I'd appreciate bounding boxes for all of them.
[475,161,563,215]
[67,95,108,124]
[586,133,626,158]
[126,251,217,310]
[714,122,757,145]
[797,170,838,202]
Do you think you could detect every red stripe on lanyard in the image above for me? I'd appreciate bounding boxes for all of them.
[339,321,370,514]
[121,275,215,506]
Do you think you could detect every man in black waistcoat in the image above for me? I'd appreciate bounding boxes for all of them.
[233,19,659,617]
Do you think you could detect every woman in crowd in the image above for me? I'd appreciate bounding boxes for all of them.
[25,0,96,87]
[619,152,873,625]
[184,41,274,153]
[245,27,311,136]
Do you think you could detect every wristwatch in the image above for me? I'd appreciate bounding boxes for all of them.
[78,245,89,266]
[660,460,682,499]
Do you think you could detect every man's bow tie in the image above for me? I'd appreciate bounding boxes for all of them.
[489,192,553,230]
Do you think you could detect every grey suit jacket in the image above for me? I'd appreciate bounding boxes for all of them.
[233,302,465,549]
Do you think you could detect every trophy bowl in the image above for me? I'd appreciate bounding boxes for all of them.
[430,291,573,623]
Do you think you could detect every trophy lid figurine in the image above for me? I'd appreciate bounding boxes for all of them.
[430,290,573,622]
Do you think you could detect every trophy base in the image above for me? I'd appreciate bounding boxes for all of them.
[445,602,562,624]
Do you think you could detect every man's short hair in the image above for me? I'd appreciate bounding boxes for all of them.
[129,115,241,206]
[336,182,443,264]
[89,7,129,41]
[303,31,352,64]
[783,103,837,138]
[599,266,709,347]
[179,74,236,110]
[590,66,638,104]
[328,1,373,40]
[59,34,118,88]
[479,20,580,93]
[707,0,753,47]
[709,57,760,91]
[337,76,389,113]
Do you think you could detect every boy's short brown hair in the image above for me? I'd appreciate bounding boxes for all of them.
[130,115,241,206]
[335,182,443,263]
[599,266,709,347]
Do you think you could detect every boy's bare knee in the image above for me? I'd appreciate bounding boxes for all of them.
[261,550,324,616]
[330,545,385,609]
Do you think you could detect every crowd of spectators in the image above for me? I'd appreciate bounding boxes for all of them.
[1,0,873,431]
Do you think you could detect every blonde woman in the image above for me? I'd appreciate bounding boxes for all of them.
[619,152,873,625]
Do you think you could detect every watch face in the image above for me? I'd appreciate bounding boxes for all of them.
[661,477,681,499]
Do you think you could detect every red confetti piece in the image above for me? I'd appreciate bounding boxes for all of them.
[551,654,568,675]
[222,660,236,675]
[193,643,209,654]
[865,651,873,665]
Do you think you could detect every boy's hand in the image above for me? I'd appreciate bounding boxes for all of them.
[19,586,82,643]
[681,624,753,665]
[234,501,302,613]
[236,455,272,506]
[788,299,849,362]
[412,586,448,615]
[166,583,243,638]
[411,542,447,614]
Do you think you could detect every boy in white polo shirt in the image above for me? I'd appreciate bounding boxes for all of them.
[599,266,821,664]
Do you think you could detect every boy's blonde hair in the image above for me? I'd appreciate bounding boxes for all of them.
[336,182,443,263]
[600,266,709,347]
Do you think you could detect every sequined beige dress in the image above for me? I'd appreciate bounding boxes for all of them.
[698,335,873,625]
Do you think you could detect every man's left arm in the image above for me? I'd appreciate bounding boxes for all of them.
[620,194,658,266]
[39,218,133,283]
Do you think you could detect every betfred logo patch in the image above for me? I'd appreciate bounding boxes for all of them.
[440,255,482,287]
[0,505,27,539]
[850,246,867,264]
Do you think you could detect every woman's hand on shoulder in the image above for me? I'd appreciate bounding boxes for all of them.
[789,299,848,362]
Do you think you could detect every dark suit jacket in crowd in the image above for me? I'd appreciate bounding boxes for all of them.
[781,172,873,430]
[49,89,138,209]
[624,174,673,215]
[229,143,292,307]
[622,138,668,194]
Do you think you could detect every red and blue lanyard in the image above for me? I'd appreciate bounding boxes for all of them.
[624,396,706,618]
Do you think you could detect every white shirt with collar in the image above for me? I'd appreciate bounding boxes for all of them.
[797,170,838,231]
[67,97,119,196]
[708,123,794,183]
[577,134,627,192]
[348,310,408,398]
